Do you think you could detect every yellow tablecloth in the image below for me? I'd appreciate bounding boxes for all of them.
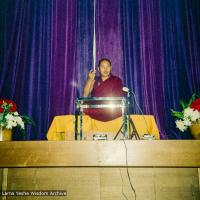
[47,115,160,140]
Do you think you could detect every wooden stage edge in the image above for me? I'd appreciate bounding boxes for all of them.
[0,140,200,168]
[0,141,200,199]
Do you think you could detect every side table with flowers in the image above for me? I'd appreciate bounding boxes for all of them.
[171,94,200,139]
[0,98,34,141]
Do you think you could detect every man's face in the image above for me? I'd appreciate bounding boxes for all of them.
[98,60,112,78]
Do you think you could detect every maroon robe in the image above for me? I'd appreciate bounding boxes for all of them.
[83,75,124,121]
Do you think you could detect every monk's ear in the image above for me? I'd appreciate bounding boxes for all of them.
[98,67,100,72]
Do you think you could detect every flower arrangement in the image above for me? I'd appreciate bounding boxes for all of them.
[171,94,200,132]
[0,98,34,136]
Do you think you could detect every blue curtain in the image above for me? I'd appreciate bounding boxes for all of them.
[0,0,95,140]
[0,0,53,139]
[0,0,199,140]
[120,0,200,139]
[161,0,200,138]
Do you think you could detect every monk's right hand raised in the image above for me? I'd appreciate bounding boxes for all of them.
[88,69,96,80]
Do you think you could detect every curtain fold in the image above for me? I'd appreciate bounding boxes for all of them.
[49,0,77,119]
[95,0,123,79]
[76,0,94,97]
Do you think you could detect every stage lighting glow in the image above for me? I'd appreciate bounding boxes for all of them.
[70,80,78,88]
[108,102,116,109]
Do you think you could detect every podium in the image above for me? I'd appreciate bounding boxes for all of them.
[75,97,139,140]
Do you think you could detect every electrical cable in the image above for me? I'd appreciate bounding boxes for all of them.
[122,139,137,200]
[131,92,151,135]
[119,169,129,200]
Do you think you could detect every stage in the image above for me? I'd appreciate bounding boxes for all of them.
[0,140,200,199]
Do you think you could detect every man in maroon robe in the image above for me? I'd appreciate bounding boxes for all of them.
[82,58,124,121]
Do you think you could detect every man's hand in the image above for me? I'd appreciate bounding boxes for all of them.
[83,69,96,97]
[88,69,96,80]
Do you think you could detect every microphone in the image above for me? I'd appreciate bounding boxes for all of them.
[122,86,129,93]
[122,87,133,94]
[122,87,134,98]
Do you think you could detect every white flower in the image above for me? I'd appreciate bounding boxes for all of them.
[175,120,187,132]
[20,123,25,129]
[0,100,32,132]
[5,113,14,121]
[183,118,192,126]
[183,107,200,123]
[6,120,15,129]
[183,107,194,118]
[15,116,24,129]
[4,113,25,129]
[5,114,16,129]
[13,112,19,116]
[6,124,13,129]
[190,110,200,122]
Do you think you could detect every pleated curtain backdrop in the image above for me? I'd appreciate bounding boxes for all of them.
[0,0,199,140]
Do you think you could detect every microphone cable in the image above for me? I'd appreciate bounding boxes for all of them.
[119,168,129,200]
[126,88,151,136]
[122,139,137,200]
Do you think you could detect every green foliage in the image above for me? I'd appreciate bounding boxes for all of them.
[21,115,35,126]
[171,93,200,119]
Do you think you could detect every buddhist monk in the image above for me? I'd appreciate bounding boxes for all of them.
[82,58,124,121]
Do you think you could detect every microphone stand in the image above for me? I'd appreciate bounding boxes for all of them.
[114,91,140,140]
[126,91,140,140]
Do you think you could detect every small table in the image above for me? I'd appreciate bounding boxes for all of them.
[75,97,128,140]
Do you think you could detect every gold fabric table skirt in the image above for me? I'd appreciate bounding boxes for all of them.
[47,115,160,140]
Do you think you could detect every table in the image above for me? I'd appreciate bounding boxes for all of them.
[47,114,160,140]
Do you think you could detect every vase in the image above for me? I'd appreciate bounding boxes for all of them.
[0,127,12,141]
[189,123,200,140]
